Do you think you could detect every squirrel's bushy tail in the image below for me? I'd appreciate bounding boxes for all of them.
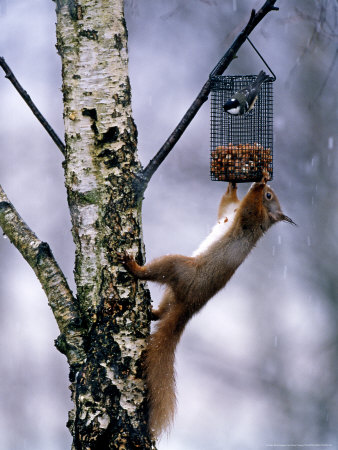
[146,295,188,438]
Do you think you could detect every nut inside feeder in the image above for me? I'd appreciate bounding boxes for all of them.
[210,74,274,182]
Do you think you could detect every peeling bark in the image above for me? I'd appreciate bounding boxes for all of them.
[55,0,154,447]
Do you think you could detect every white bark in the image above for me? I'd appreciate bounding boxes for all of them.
[55,0,153,447]
[56,0,139,316]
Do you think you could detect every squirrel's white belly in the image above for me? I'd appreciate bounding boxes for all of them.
[192,204,237,257]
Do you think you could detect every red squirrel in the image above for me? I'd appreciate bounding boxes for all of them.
[121,172,294,438]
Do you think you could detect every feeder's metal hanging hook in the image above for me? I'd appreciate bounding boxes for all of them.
[246,37,276,81]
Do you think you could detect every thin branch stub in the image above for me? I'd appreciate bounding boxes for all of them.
[0,57,66,156]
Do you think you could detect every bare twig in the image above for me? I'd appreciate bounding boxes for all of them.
[0,185,85,367]
[310,47,338,108]
[287,1,337,95]
[135,0,279,198]
[0,57,66,156]
[295,0,338,39]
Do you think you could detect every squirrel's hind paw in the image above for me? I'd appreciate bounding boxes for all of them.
[117,251,134,266]
[117,252,142,277]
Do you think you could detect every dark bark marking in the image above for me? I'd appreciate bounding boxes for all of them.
[36,241,53,264]
[67,0,80,21]
[103,156,119,168]
[82,108,99,135]
[114,34,123,52]
[98,126,120,144]
[79,29,99,41]
[97,148,113,158]
[55,333,68,355]
[82,108,98,121]
[0,201,11,212]
[111,110,122,119]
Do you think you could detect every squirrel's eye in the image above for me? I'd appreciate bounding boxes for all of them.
[266,192,272,200]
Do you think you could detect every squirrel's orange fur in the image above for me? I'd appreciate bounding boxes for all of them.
[122,172,294,438]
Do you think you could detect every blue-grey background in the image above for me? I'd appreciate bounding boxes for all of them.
[0,0,337,449]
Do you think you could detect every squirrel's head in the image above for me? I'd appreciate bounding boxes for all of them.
[239,172,296,233]
[261,185,296,231]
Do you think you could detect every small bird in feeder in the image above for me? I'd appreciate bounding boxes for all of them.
[223,70,270,115]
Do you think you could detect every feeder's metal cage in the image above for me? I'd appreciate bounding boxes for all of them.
[210,74,274,182]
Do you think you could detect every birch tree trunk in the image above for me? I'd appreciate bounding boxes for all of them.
[54,0,154,447]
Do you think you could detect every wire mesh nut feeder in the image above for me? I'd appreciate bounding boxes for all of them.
[210,73,274,183]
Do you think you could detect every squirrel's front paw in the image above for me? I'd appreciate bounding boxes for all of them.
[227,181,237,194]
[260,170,270,184]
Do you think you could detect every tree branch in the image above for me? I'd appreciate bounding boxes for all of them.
[0,185,85,368]
[135,0,278,198]
[0,57,66,156]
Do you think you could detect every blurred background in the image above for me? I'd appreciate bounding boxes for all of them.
[0,0,337,448]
